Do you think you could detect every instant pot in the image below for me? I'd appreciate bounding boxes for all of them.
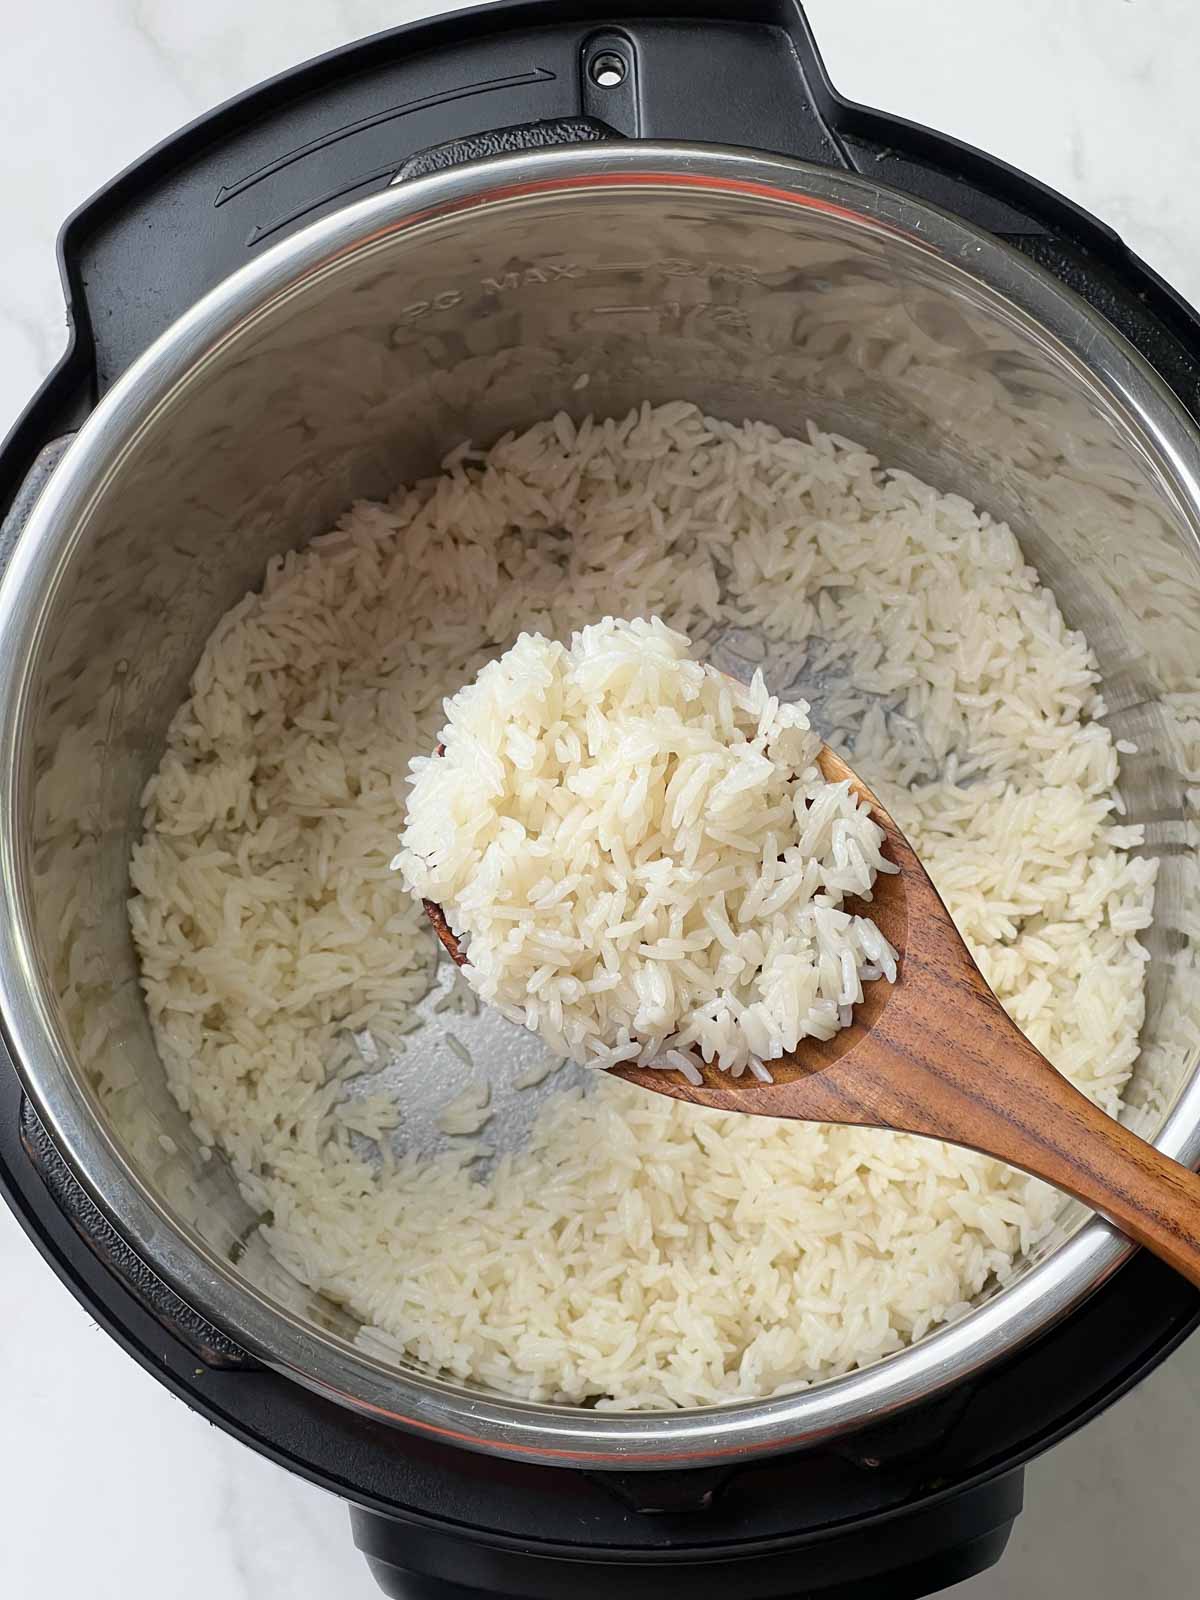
[4,3,1200,1595]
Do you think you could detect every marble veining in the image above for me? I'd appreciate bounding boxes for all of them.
[4,3,1200,1597]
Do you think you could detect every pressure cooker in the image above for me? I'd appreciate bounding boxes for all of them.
[4,3,1200,1595]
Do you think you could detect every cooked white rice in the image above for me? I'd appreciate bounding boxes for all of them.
[128,402,1156,1408]
[395,616,896,1076]
[436,1076,493,1137]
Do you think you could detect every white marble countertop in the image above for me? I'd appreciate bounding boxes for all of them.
[4,3,1200,1596]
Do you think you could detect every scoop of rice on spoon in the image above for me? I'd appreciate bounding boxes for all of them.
[397,616,1200,1288]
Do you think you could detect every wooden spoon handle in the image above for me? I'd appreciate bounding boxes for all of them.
[784,933,1200,1286]
[760,931,1200,1286]
[910,1006,1200,1287]
[787,756,1200,1286]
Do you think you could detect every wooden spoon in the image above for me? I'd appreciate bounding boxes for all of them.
[424,745,1200,1286]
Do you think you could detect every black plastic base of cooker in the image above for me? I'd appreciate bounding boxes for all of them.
[4,3,1200,1597]
[350,1479,1023,1599]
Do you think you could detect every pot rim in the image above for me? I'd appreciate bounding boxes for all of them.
[3,141,1200,1468]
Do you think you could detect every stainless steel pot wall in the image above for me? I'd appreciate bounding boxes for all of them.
[3,144,1200,1468]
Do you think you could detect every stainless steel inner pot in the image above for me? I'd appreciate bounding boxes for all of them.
[4,143,1200,1468]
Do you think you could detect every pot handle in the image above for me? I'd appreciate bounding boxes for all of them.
[393,114,615,184]
[0,436,74,563]
[388,29,638,180]
[18,1096,253,1369]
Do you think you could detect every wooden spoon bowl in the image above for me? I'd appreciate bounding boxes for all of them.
[423,745,1200,1286]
